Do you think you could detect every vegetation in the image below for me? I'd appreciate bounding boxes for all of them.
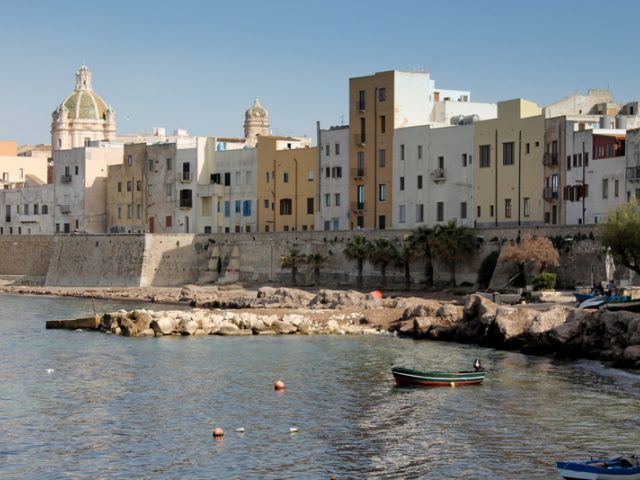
[532,272,557,291]
[430,220,476,286]
[280,246,305,285]
[502,234,560,286]
[343,235,370,289]
[305,252,327,285]
[477,251,500,290]
[366,238,398,289]
[599,200,640,275]
[393,240,421,290]
[407,226,435,286]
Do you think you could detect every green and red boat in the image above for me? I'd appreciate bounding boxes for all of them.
[391,366,486,387]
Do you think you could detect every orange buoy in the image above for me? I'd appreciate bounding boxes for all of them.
[370,290,383,299]
[212,427,224,438]
[274,380,285,391]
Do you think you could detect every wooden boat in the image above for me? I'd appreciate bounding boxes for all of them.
[574,292,596,303]
[557,457,640,479]
[391,366,485,387]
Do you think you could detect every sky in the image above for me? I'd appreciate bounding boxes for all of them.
[1,0,639,145]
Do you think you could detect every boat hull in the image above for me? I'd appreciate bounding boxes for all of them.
[391,367,485,387]
[557,459,640,480]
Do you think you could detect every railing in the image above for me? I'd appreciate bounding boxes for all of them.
[351,201,365,212]
[60,174,72,183]
[430,168,447,182]
[179,198,193,209]
[60,205,71,214]
[180,172,192,182]
[351,167,366,179]
[543,152,558,166]
[627,166,640,181]
[543,187,559,200]
[355,100,365,112]
[352,133,366,146]
[18,214,39,223]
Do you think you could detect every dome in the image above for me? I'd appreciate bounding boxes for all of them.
[55,65,111,121]
[245,97,268,119]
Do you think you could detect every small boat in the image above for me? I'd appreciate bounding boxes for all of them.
[557,457,640,479]
[574,292,596,303]
[391,366,485,387]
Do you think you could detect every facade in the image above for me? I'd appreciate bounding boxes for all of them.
[0,183,54,235]
[626,128,640,201]
[0,141,17,156]
[257,136,318,232]
[474,99,545,227]
[393,123,475,229]
[51,65,116,151]
[106,143,147,233]
[317,125,349,231]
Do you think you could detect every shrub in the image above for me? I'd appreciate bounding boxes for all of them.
[477,251,500,289]
[532,272,557,291]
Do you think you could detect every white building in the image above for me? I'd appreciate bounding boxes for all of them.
[0,181,54,235]
[626,128,640,200]
[317,125,349,231]
[393,123,475,229]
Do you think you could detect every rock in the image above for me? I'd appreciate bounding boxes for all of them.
[217,325,241,335]
[257,330,277,335]
[413,316,456,339]
[271,320,298,334]
[621,345,640,368]
[138,328,155,336]
[402,300,443,320]
[309,289,382,309]
[325,319,340,334]
[255,287,315,308]
[218,327,253,336]
[398,319,415,336]
[129,310,152,331]
[454,294,499,342]
[436,304,463,324]
[150,317,177,336]
[178,319,199,335]
[120,317,139,337]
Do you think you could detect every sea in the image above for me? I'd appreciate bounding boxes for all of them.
[1,293,638,479]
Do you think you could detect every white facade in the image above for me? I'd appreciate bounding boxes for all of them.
[626,128,640,200]
[393,123,475,229]
[431,100,497,126]
[0,184,54,235]
[53,142,124,233]
[317,126,349,231]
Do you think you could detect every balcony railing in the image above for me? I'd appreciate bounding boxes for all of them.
[543,187,559,201]
[180,172,192,182]
[351,201,366,212]
[627,166,640,181]
[60,174,72,183]
[60,205,71,214]
[352,133,366,147]
[179,198,193,209]
[543,152,559,166]
[430,168,447,182]
[18,214,39,223]
[351,167,366,179]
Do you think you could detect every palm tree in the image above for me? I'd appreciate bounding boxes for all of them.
[305,253,327,285]
[407,225,435,287]
[280,246,305,285]
[431,220,475,287]
[367,238,398,290]
[393,241,420,290]
[343,235,370,289]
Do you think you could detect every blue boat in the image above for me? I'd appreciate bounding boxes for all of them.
[573,292,595,303]
[557,457,640,479]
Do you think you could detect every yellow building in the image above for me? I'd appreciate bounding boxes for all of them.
[474,99,545,227]
[106,143,146,233]
[257,136,318,232]
[0,141,17,156]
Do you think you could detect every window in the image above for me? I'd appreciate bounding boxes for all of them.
[417,175,423,189]
[332,167,342,178]
[378,215,386,230]
[325,194,330,207]
[567,155,572,171]
[480,145,491,167]
[235,171,241,185]
[166,184,172,197]
[416,204,424,223]
[283,172,289,183]
[117,182,122,193]
[166,158,172,170]
[137,204,142,219]
[524,197,530,217]
[307,170,314,181]
[356,185,365,208]
[490,205,494,217]
[335,143,340,155]
[224,201,230,217]
[280,199,292,215]
[378,87,386,102]
[399,176,405,191]
[74,165,79,175]
[359,118,365,143]
[224,172,231,186]
[334,193,341,206]
[211,173,221,185]
[399,205,406,223]
[573,154,578,167]
[325,144,330,156]
[400,144,405,160]
[436,202,444,222]
[264,199,269,209]
[378,149,386,167]
[615,179,619,197]
[84,137,91,147]
[127,155,133,166]
[358,90,365,110]
[325,167,330,178]
[127,181,132,192]
[148,159,154,171]
[584,152,589,166]
[137,180,142,191]
[503,142,514,165]
[418,145,423,160]
[34,204,39,215]
[477,205,481,218]
[602,178,609,199]
[380,115,386,134]
[42,205,48,214]
[266,171,270,182]
[505,198,512,218]
[307,197,314,214]
[166,216,172,228]
[438,156,444,169]
[526,143,530,154]
[246,171,252,184]
[127,204,133,219]
[243,200,252,217]
[460,202,467,219]
[357,151,365,172]
[462,153,467,167]
[235,200,241,214]
[378,184,386,201]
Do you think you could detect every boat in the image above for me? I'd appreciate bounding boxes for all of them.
[578,295,640,312]
[574,292,596,303]
[391,366,485,387]
[557,456,640,479]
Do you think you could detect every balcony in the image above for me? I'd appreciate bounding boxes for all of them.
[430,168,447,182]
[627,166,640,181]
[60,174,72,183]
[179,172,192,183]
[18,214,39,223]
[351,201,366,212]
[543,152,559,166]
[351,167,366,179]
[179,198,193,209]
[543,187,559,201]
[60,205,71,214]
[352,133,366,147]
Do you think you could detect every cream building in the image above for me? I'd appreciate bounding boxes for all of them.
[106,143,147,233]
[474,99,545,227]
[317,125,349,231]
[626,128,640,201]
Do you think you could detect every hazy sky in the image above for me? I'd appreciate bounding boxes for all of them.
[2,0,639,145]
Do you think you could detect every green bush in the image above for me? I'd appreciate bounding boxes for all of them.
[532,272,557,291]
[477,251,500,289]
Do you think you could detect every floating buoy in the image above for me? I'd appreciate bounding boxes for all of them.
[212,427,224,438]
[274,380,285,391]
[289,427,299,433]
[46,368,54,374]
[370,290,383,299]
[235,427,245,433]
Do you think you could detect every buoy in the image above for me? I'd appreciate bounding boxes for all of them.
[289,427,299,433]
[370,290,383,299]
[46,368,54,374]
[212,427,224,438]
[235,427,245,433]
[274,380,285,391]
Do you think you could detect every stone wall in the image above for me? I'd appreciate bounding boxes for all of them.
[0,235,55,276]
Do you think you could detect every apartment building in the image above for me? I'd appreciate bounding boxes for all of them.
[626,128,640,201]
[106,143,147,233]
[317,125,349,231]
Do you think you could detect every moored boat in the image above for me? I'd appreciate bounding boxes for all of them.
[557,457,640,480]
[391,366,485,387]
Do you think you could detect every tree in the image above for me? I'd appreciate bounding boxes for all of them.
[407,225,435,287]
[367,238,398,289]
[343,235,370,289]
[502,234,560,286]
[280,246,305,285]
[305,252,327,285]
[431,220,476,286]
[393,241,420,290]
[599,200,640,275]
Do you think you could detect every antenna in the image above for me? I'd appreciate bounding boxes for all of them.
[340,115,344,126]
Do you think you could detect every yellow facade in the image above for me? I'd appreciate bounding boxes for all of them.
[349,71,395,229]
[257,136,318,232]
[106,143,146,232]
[0,141,17,156]
[474,99,545,227]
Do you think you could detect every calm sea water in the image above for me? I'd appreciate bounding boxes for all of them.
[0,293,639,479]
